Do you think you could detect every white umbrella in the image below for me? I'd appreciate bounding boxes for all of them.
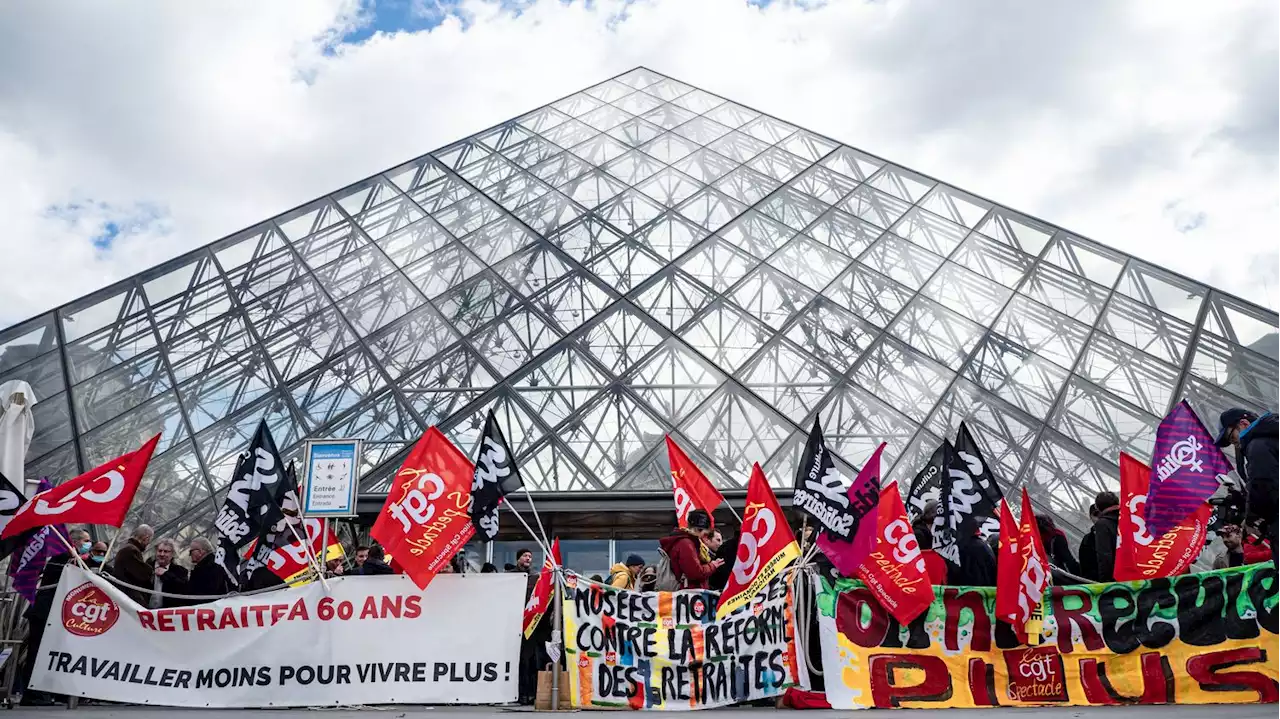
[0,379,36,493]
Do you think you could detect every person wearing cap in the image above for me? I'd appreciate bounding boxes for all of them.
[608,554,648,590]
[1215,407,1277,563]
[658,509,724,590]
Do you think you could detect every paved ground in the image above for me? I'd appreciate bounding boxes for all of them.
[1,704,1272,717]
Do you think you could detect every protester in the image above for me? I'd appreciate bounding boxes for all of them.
[709,530,737,591]
[187,537,231,602]
[608,554,647,590]
[326,558,345,577]
[147,538,189,609]
[18,527,90,705]
[245,566,286,590]
[480,562,499,574]
[353,545,370,572]
[949,528,997,586]
[1078,503,1100,580]
[1036,514,1081,576]
[509,548,533,574]
[88,541,109,573]
[358,544,395,576]
[912,524,948,586]
[658,509,723,589]
[1216,408,1278,564]
[1083,492,1121,582]
[1216,523,1273,567]
[110,524,155,605]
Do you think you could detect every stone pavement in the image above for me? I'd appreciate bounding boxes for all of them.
[2,704,1273,718]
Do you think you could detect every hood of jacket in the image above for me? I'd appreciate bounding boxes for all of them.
[1241,412,1277,445]
[609,562,632,577]
[659,531,698,556]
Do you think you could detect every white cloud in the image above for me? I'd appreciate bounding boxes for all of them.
[0,0,1275,327]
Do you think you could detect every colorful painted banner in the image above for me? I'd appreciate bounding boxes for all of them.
[818,564,1278,709]
[562,573,802,710]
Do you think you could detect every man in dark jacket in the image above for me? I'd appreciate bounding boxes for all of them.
[948,530,997,586]
[357,544,395,576]
[110,525,154,606]
[658,510,722,590]
[1217,409,1278,564]
[1036,515,1081,577]
[146,538,189,609]
[18,527,89,705]
[186,537,230,602]
[1085,492,1121,582]
[709,530,737,591]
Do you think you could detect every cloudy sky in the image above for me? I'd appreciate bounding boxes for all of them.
[0,0,1275,327]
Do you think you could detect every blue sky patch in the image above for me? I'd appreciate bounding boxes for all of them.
[44,200,171,252]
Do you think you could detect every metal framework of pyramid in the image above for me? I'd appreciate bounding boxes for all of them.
[1,67,1276,543]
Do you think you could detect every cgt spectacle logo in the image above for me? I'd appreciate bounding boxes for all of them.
[61,583,120,637]
[1003,646,1067,702]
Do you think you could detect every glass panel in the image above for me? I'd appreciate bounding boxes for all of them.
[633,213,706,261]
[859,234,944,290]
[975,208,1054,256]
[922,261,1013,325]
[365,305,458,380]
[579,304,667,375]
[679,236,759,292]
[853,338,954,422]
[717,211,795,259]
[432,273,521,337]
[868,165,935,203]
[468,305,562,376]
[784,298,878,373]
[806,208,883,259]
[546,216,623,264]
[918,185,991,228]
[288,347,387,430]
[745,147,811,183]
[926,379,1039,486]
[680,301,774,371]
[1201,291,1279,358]
[491,244,573,298]
[822,263,914,328]
[712,166,782,206]
[759,187,829,232]
[1024,431,1117,529]
[530,272,614,335]
[561,389,667,488]
[72,350,171,432]
[179,349,275,433]
[891,207,967,256]
[1098,294,1193,366]
[1076,332,1178,416]
[889,296,984,367]
[1019,262,1109,325]
[767,234,853,291]
[336,272,424,336]
[816,383,918,470]
[993,295,1090,369]
[739,338,837,424]
[514,345,610,428]
[559,540,613,579]
[626,340,725,424]
[634,270,714,331]
[952,233,1035,289]
[1051,377,1159,464]
[674,189,747,233]
[840,186,911,229]
[1116,261,1206,324]
[1041,233,1124,286]
[261,307,354,381]
[585,241,666,293]
[729,266,816,330]
[1189,332,1279,412]
[965,335,1069,418]
[679,386,794,479]
[402,243,485,300]
[401,344,495,425]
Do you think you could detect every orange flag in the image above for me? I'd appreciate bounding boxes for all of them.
[666,436,725,528]
[855,482,934,625]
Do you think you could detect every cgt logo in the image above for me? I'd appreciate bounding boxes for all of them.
[61,583,119,637]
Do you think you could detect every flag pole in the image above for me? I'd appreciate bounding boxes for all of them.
[98,528,124,575]
[519,487,552,551]
[287,520,329,592]
[501,501,556,569]
[722,500,743,525]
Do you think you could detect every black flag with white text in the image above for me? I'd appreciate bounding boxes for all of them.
[213,421,289,586]
[469,410,524,541]
[792,418,860,540]
[954,422,1005,538]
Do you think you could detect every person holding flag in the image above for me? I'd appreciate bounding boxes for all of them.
[666,436,731,527]
[659,509,723,590]
[519,539,560,705]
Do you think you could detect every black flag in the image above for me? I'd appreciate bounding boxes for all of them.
[470,410,524,541]
[954,422,1005,537]
[213,421,289,585]
[906,441,958,563]
[243,461,304,580]
[0,472,31,559]
[792,418,858,540]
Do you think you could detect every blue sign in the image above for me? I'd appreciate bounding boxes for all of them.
[302,439,361,516]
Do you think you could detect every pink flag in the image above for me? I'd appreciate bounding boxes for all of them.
[1143,400,1232,537]
[817,443,885,578]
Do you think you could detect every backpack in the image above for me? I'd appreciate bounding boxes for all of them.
[653,549,681,592]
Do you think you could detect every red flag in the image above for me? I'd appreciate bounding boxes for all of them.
[370,427,475,590]
[1117,452,1209,581]
[266,518,341,584]
[994,499,1021,626]
[855,482,934,625]
[666,436,724,528]
[523,538,561,639]
[3,434,159,539]
[717,464,799,618]
[1016,489,1051,642]
[816,442,884,578]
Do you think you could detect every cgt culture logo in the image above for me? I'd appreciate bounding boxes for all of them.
[61,583,120,637]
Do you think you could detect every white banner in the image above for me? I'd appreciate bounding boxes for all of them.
[32,566,524,708]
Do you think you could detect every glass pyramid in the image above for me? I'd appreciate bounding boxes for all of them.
[1,67,1275,544]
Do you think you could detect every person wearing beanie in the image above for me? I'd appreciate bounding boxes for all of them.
[608,553,648,590]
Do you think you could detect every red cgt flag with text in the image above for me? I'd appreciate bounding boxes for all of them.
[3,434,160,539]
[523,538,561,639]
[855,481,934,625]
[995,499,1021,627]
[666,436,724,529]
[716,463,799,618]
[1116,452,1209,581]
[370,427,475,590]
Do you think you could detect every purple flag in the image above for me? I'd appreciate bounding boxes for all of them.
[7,478,69,602]
[817,442,885,577]
[1143,401,1231,537]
